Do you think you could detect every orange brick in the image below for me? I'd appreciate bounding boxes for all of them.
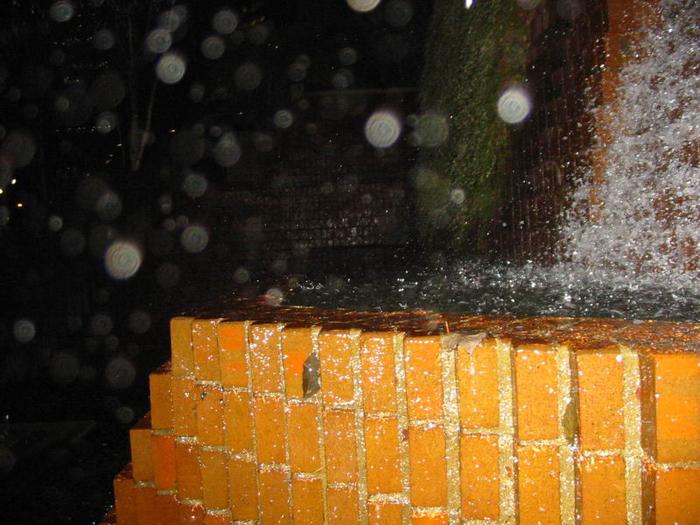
[410,512,449,525]
[404,337,443,421]
[326,486,359,525]
[408,425,447,507]
[577,351,625,451]
[218,321,248,388]
[291,478,324,525]
[259,469,290,525]
[228,459,258,520]
[113,465,137,525]
[192,319,221,382]
[319,330,357,406]
[171,317,194,376]
[365,416,402,494]
[149,366,173,430]
[223,390,254,453]
[460,434,499,520]
[154,493,179,525]
[172,376,197,437]
[130,419,153,482]
[578,455,626,524]
[204,513,230,525]
[282,328,315,399]
[196,383,224,447]
[255,396,286,464]
[288,403,320,473]
[360,333,398,415]
[323,409,358,483]
[134,485,159,525]
[178,503,205,525]
[457,339,500,429]
[200,449,228,510]
[250,324,284,394]
[152,434,176,491]
[368,501,404,525]
[174,439,202,501]
[517,444,560,525]
[514,346,559,440]
[655,467,700,524]
[653,353,700,462]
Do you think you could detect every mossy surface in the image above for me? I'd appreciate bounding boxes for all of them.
[417,0,528,250]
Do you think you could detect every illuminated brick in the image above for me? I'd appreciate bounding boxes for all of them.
[192,319,221,382]
[282,328,314,400]
[218,322,248,388]
[223,390,254,454]
[410,513,449,525]
[655,467,700,524]
[174,439,201,501]
[250,324,284,394]
[408,425,447,507]
[255,396,286,464]
[517,444,560,525]
[323,409,358,484]
[404,337,443,421]
[200,448,228,510]
[319,330,357,406]
[326,486,359,525]
[228,459,258,521]
[149,365,172,431]
[576,350,625,451]
[291,478,324,525]
[129,417,153,482]
[151,434,176,491]
[368,501,403,525]
[259,470,290,525]
[360,333,398,415]
[365,416,402,494]
[460,434,499,520]
[288,403,320,473]
[171,317,194,376]
[578,454,626,524]
[113,465,137,525]
[457,339,499,429]
[196,383,224,447]
[172,376,197,437]
[514,346,559,440]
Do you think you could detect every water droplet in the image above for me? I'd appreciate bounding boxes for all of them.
[497,86,531,124]
[49,1,75,23]
[212,8,238,35]
[347,0,382,13]
[105,241,142,280]
[146,28,172,54]
[180,224,209,253]
[13,318,36,344]
[156,53,187,84]
[364,110,401,148]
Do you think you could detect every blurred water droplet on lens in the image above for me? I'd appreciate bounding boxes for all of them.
[332,69,354,90]
[497,86,531,124]
[385,0,414,27]
[96,190,122,221]
[158,9,183,32]
[114,405,134,425]
[213,8,238,34]
[105,356,136,390]
[95,111,117,134]
[364,110,401,148]
[338,47,358,66]
[273,109,294,129]
[90,313,113,336]
[413,111,449,148]
[50,352,79,386]
[47,215,63,232]
[105,240,142,280]
[156,53,187,84]
[13,318,36,344]
[104,334,119,351]
[347,0,382,13]
[264,287,284,306]
[146,28,172,54]
[450,188,466,205]
[201,35,226,60]
[60,228,86,257]
[158,194,173,215]
[233,267,250,284]
[234,62,262,91]
[180,224,209,253]
[93,28,115,50]
[287,62,307,82]
[1,131,37,169]
[182,171,208,199]
[49,0,75,23]
[188,82,205,102]
[156,262,181,288]
[213,132,241,167]
[128,310,151,335]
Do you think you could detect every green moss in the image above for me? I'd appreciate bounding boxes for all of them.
[417,0,528,250]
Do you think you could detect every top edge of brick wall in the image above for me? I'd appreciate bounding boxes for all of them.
[173,298,700,352]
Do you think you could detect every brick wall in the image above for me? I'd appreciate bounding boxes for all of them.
[104,301,700,524]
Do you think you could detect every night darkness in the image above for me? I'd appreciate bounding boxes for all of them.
[0,1,432,523]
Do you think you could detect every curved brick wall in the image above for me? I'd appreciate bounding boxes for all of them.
[104,300,700,524]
